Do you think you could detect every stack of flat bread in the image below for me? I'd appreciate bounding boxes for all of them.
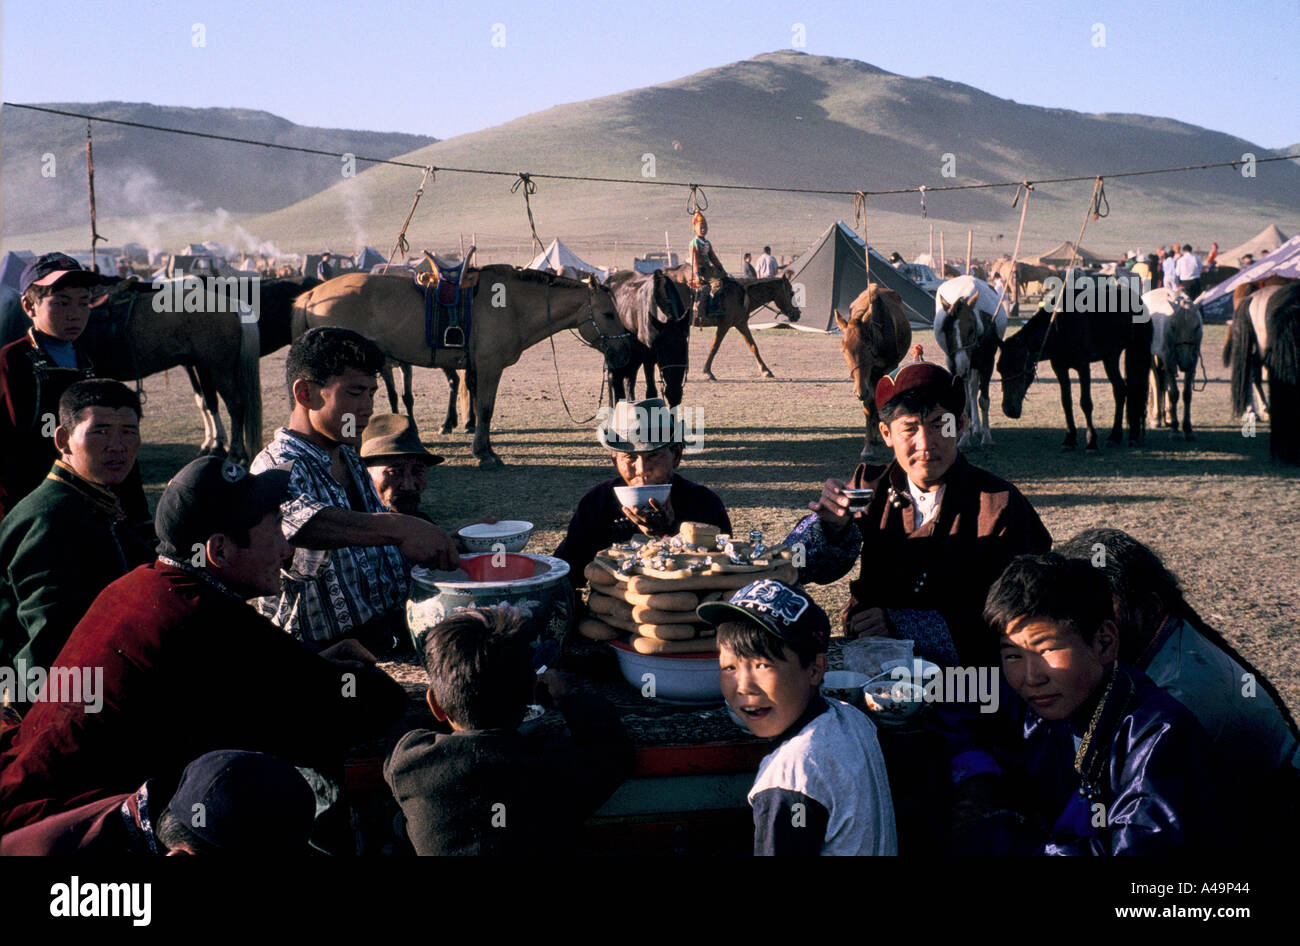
[577,521,797,654]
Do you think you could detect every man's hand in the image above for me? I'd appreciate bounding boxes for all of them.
[809,478,852,534]
[319,638,377,669]
[846,606,891,639]
[394,517,460,570]
[623,497,675,538]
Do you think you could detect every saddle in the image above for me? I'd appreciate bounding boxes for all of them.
[691,281,725,328]
[417,248,478,365]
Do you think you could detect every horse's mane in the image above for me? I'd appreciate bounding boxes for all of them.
[478,263,594,291]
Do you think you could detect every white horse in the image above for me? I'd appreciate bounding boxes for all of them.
[1142,286,1203,439]
[933,275,1009,448]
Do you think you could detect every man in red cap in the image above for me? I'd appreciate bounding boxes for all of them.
[783,345,1051,668]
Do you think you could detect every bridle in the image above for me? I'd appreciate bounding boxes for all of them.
[563,279,635,354]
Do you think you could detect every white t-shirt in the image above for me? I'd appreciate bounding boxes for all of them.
[749,699,898,856]
[1175,253,1202,281]
[756,253,779,278]
[1162,256,1179,285]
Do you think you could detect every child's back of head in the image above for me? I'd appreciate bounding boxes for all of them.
[422,607,534,730]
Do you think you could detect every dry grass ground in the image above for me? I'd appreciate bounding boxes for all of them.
[133,321,1299,717]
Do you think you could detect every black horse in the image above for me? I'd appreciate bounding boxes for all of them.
[997,273,1152,449]
[605,269,690,406]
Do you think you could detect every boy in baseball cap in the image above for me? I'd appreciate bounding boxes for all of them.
[700,579,897,856]
[0,253,107,520]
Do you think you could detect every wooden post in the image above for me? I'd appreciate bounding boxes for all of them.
[928,223,934,262]
[939,231,946,279]
[459,233,465,259]
[966,229,973,274]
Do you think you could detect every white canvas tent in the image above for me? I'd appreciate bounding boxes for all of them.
[526,238,608,283]
[1216,224,1288,269]
[784,222,936,332]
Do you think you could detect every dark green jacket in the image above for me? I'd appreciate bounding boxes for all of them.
[0,463,154,668]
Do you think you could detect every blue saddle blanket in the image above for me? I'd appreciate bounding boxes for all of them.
[421,274,474,351]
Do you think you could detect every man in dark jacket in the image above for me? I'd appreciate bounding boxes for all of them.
[0,456,406,834]
[0,380,154,670]
[554,398,731,587]
[787,349,1051,667]
[385,606,633,855]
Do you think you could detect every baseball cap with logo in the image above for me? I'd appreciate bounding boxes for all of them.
[697,579,830,653]
[154,456,291,559]
[18,252,102,295]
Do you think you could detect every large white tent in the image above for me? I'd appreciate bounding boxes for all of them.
[525,238,608,283]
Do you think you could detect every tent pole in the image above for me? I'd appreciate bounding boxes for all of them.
[939,231,945,279]
[966,229,973,274]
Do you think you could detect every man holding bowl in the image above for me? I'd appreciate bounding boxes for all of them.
[784,349,1050,667]
[554,398,731,587]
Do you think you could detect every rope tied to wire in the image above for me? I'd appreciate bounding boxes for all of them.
[686,183,708,215]
[1062,176,1105,278]
[1090,176,1109,219]
[918,185,928,220]
[512,173,543,253]
[853,191,873,284]
[384,165,434,272]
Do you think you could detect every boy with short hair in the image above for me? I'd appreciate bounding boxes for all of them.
[981,553,1218,855]
[0,379,155,669]
[700,579,897,856]
[251,326,459,652]
[384,606,634,855]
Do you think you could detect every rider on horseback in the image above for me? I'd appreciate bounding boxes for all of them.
[689,212,727,326]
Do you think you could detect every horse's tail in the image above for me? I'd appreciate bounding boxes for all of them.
[1227,300,1255,415]
[1126,313,1153,439]
[1263,284,1300,387]
[237,316,263,461]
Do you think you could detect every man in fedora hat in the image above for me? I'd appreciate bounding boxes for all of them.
[360,413,445,518]
[783,347,1050,667]
[554,397,731,587]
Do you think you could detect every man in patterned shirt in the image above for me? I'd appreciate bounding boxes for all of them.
[251,327,459,654]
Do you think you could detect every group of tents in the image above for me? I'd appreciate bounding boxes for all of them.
[6,222,1293,334]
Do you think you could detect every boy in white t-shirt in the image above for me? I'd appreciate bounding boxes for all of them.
[700,580,898,856]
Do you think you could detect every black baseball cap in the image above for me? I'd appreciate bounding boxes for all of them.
[155,457,291,559]
[697,579,831,652]
[18,252,102,295]
[162,750,316,853]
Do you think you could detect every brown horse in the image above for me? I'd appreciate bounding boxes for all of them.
[291,267,635,468]
[835,284,913,459]
[70,281,265,464]
[663,266,801,379]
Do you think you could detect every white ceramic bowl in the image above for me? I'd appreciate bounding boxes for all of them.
[457,520,534,553]
[613,484,673,510]
[609,640,721,704]
[863,680,926,726]
[820,670,873,708]
[879,658,942,688]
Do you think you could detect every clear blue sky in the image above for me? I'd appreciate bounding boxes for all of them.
[3,0,1297,148]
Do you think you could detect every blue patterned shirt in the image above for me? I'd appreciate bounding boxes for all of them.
[251,428,409,643]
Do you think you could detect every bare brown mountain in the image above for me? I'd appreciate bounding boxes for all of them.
[1,101,435,238]
[6,54,1297,263]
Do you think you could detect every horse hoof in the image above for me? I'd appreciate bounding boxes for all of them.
[439,425,454,435]
[705,374,717,382]
[465,424,477,433]
[762,371,776,379]
[477,456,504,470]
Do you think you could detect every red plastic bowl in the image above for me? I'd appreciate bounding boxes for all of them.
[461,553,538,582]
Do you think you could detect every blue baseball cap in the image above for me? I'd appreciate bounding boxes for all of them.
[697,579,830,652]
[19,252,102,295]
